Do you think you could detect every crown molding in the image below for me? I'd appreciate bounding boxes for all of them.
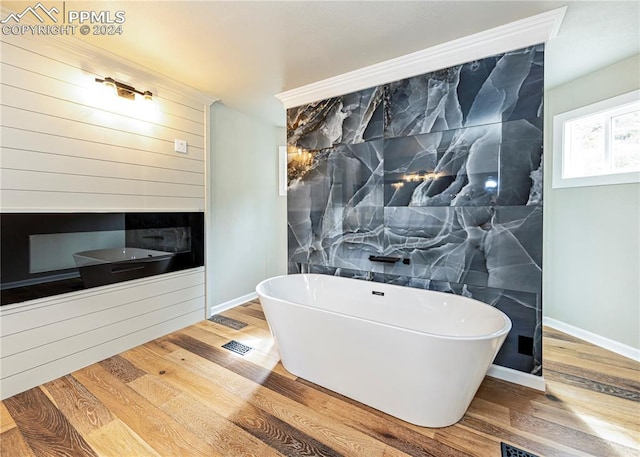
[275,7,567,109]
[0,5,219,107]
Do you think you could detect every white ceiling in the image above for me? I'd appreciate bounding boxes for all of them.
[63,1,640,125]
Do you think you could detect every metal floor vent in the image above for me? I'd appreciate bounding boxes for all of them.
[501,443,539,457]
[208,314,248,330]
[221,340,252,356]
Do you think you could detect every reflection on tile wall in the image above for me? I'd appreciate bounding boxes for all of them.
[287,45,544,375]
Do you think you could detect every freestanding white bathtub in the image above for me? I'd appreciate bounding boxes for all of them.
[256,273,511,427]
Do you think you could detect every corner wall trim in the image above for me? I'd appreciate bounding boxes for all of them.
[275,7,566,109]
[544,317,640,362]
[487,365,546,391]
[209,292,258,317]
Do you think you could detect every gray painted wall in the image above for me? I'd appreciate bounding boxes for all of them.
[209,104,287,306]
[544,54,640,350]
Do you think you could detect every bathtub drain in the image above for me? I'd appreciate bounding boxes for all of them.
[501,443,539,457]
[222,340,253,356]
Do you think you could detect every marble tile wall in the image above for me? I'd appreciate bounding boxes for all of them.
[286,44,544,375]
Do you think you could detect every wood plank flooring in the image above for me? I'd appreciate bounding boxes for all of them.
[1,300,638,456]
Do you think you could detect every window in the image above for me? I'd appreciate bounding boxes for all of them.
[553,90,640,188]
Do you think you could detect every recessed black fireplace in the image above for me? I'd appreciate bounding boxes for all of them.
[0,212,204,305]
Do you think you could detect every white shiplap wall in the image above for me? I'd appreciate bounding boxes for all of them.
[0,34,211,211]
[0,33,216,399]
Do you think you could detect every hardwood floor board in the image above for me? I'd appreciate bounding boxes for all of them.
[3,387,97,457]
[193,319,275,353]
[321,397,473,457]
[222,307,271,331]
[464,397,511,427]
[238,305,267,321]
[120,345,250,418]
[0,427,36,456]
[381,445,415,457]
[202,315,273,342]
[509,409,639,457]
[544,380,640,430]
[124,343,344,457]
[168,333,317,407]
[122,354,285,457]
[183,323,284,374]
[458,414,591,457]
[545,336,640,373]
[127,374,182,407]
[182,324,279,361]
[165,348,387,457]
[545,366,639,402]
[99,354,147,383]
[0,401,16,434]
[141,336,183,357]
[576,350,640,372]
[473,377,540,416]
[544,347,640,382]
[545,359,640,391]
[71,364,219,457]
[433,424,501,457]
[41,375,113,435]
[530,399,640,449]
[229,404,344,457]
[160,393,284,457]
[543,327,588,344]
[84,418,161,457]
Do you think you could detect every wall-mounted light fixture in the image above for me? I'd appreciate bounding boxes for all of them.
[95,76,153,101]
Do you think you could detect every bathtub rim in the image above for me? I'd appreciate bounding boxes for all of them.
[73,247,175,265]
[256,274,512,341]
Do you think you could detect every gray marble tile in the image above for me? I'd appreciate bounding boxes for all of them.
[382,206,542,293]
[287,141,385,271]
[384,124,500,206]
[485,206,542,293]
[383,118,542,207]
[384,45,544,138]
[383,207,492,286]
[287,86,384,151]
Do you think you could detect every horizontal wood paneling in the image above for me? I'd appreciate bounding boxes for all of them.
[1,106,204,161]
[2,297,203,375]
[1,149,203,186]
[0,269,205,400]
[0,190,205,212]
[1,169,203,199]
[0,269,205,330]
[0,310,203,401]
[1,127,204,174]
[1,64,205,135]
[1,285,204,356]
[1,85,205,149]
[0,40,207,123]
[0,36,207,212]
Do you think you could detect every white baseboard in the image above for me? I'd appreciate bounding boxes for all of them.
[210,292,258,316]
[544,317,640,362]
[487,364,546,391]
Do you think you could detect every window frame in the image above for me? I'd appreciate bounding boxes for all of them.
[552,89,640,189]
